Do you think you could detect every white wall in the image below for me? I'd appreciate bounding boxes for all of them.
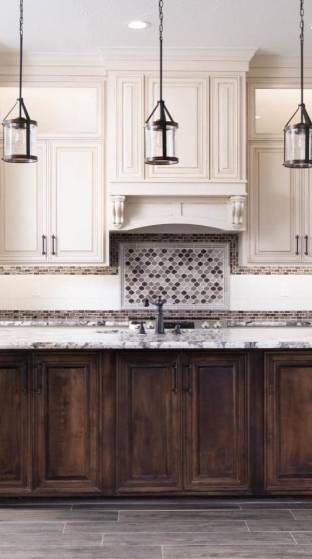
[0,273,312,311]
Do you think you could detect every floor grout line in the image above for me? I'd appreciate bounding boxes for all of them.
[289,531,299,544]
[244,520,250,532]
[289,509,297,519]
[62,522,67,534]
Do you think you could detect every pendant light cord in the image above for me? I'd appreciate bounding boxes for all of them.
[19,0,23,117]
[159,0,163,103]
[300,0,304,109]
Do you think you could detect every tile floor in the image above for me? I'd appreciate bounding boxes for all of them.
[0,499,312,558]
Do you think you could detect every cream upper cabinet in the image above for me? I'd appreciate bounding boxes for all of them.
[211,77,242,181]
[248,143,301,263]
[0,83,106,265]
[243,84,312,266]
[145,77,209,179]
[0,143,47,263]
[109,72,245,184]
[50,142,103,263]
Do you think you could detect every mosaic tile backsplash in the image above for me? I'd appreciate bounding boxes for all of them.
[120,242,230,310]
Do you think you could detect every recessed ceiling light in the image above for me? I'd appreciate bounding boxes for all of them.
[128,20,150,30]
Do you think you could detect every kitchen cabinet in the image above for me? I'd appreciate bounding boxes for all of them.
[244,83,312,265]
[116,351,183,493]
[110,72,245,183]
[0,353,31,495]
[32,352,102,495]
[184,353,249,493]
[265,352,312,495]
[0,83,105,264]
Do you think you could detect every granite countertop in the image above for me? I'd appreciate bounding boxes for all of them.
[1,326,312,349]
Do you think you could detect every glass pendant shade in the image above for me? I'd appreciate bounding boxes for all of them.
[145,103,178,165]
[3,116,37,163]
[284,120,312,168]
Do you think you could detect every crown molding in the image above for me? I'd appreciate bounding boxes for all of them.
[249,54,312,78]
[0,47,257,74]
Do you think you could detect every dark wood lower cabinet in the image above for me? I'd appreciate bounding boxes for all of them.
[2,348,312,497]
[265,352,312,495]
[0,353,31,495]
[32,352,102,495]
[116,352,182,493]
[184,353,249,494]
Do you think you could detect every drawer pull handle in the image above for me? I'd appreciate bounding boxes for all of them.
[295,235,300,256]
[52,235,57,256]
[305,235,309,256]
[42,235,47,256]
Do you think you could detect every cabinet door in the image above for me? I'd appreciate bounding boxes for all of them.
[145,78,208,180]
[184,353,249,493]
[0,143,47,262]
[116,352,182,493]
[248,143,301,263]
[50,141,103,263]
[211,76,242,181]
[302,169,312,262]
[33,352,101,494]
[0,353,30,495]
[265,353,312,494]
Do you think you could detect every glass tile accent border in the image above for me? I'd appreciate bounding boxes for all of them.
[120,242,230,310]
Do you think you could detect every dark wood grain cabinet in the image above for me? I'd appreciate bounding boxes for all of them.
[116,352,183,493]
[184,353,249,493]
[265,352,312,495]
[32,352,102,495]
[2,348,312,497]
[0,353,31,495]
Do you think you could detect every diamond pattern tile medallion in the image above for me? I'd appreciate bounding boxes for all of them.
[120,242,230,309]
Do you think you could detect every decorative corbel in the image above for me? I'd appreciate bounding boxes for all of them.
[229,196,246,229]
[111,195,126,229]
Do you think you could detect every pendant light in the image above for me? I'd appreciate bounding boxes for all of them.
[145,0,178,165]
[284,0,312,168]
[2,0,37,163]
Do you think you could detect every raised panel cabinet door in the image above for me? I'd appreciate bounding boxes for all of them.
[50,141,104,263]
[0,353,30,495]
[248,143,301,263]
[116,352,182,493]
[265,353,312,494]
[0,143,47,263]
[113,75,145,180]
[184,353,249,494]
[145,77,208,179]
[211,76,242,181]
[33,352,102,495]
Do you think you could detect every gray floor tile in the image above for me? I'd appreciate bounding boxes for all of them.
[292,509,312,519]
[0,522,65,533]
[247,519,312,531]
[0,533,102,547]
[0,510,118,522]
[119,509,294,522]
[0,545,162,559]
[163,544,312,558]
[103,531,294,546]
[292,532,312,544]
[65,519,248,533]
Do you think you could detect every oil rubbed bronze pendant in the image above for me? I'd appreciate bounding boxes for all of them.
[144,0,178,165]
[2,0,37,163]
[284,0,312,168]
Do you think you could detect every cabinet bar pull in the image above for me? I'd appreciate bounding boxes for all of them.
[22,365,28,394]
[185,365,192,394]
[52,235,57,256]
[42,235,47,256]
[305,235,309,256]
[172,363,178,393]
[295,235,300,256]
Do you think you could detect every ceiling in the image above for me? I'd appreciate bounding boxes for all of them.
[1,0,312,57]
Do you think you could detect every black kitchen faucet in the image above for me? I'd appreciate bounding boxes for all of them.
[143,296,166,334]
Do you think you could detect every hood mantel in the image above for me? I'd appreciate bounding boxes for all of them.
[107,48,253,233]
